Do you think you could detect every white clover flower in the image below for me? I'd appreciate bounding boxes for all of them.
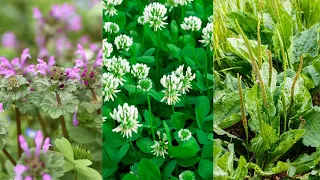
[160,73,182,105]
[131,63,150,79]
[114,34,133,51]
[137,16,147,25]
[143,2,168,31]
[208,15,213,23]
[174,0,193,6]
[199,22,213,51]
[178,129,192,141]
[103,72,121,101]
[179,171,196,180]
[103,56,130,85]
[103,0,123,17]
[104,22,120,34]
[110,103,142,138]
[181,16,202,31]
[137,78,152,92]
[103,39,113,58]
[165,0,178,11]
[151,131,169,158]
[174,65,196,94]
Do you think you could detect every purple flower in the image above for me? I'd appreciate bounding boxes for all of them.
[75,44,88,68]
[35,131,44,156]
[19,135,30,157]
[2,32,17,49]
[14,164,28,180]
[65,67,81,80]
[93,49,103,67]
[68,15,82,31]
[73,106,79,126]
[42,174,51,180]
[0,49,34,77]
[43,137,51,153]
[25,176,33,180]
[0,103,3,112]
[36,56,55,76]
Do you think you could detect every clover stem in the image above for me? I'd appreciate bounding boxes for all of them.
[156,30,161,87]
[147,92,155,140]
[205,46,209,97]
[134,79,138,106]
[141,26,145,54]
[15,106,22,158]
[55,92,69,140]
[37,109,48,137]
[2,148,16,166]
[171,105,176,123]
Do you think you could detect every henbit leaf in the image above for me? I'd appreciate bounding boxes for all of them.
[138,159,161,180]
[55,138,74,161]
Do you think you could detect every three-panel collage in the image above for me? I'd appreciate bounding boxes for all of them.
[0,0,319,179]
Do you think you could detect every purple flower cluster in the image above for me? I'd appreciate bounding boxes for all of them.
[1,31,17,49]
[0,49,35,78]
[14,131,52,180]
[33,3,82,59]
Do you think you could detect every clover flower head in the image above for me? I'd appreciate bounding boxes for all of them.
[178,129,192,141]
[208,15,213,22]
[181,16,202,31]
[174,0,193,6]
[103,56,130,85]
[179,170,196,180]
[14,131,58,180]
[137,78,153,92]
[131,63,150,79]
[110,103,142,138]
[160,73,182,105]
[114,34,133,51]
[199,22,213,51]
[143,2,168,31]
[174,65,196,94]
[103,39,113,58]
[165,0,178,11]
[151,131,169,158]
[103,72,121,101]
[103,0,123,17]
[104,22,120,34]
[137,16,147,25]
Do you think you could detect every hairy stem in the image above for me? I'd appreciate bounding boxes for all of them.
[2,148,17,166]
[90,88,101,114]
[55,92,69,140]
[37,109,48,137]
[15,106,22,158]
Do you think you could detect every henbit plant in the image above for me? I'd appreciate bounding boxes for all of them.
[213,0,320,179]
[0,2,103,180]
[102,0,213,179]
